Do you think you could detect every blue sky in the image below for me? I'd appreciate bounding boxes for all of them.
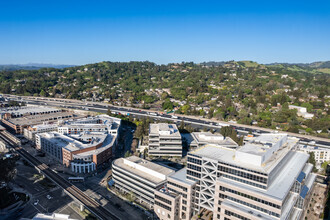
[0,0,329,65]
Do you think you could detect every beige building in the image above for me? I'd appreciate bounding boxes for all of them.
[154,168,197,220]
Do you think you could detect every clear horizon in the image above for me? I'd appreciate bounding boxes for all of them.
[1,0,329,65]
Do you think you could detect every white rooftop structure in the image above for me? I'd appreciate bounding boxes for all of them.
[235,134,288,166]
[114,156,175,184]
[31,213,76,220]
[149,123,180,137]
[190,134,299,174]
[38,131,114,155]
[189,132,238,149]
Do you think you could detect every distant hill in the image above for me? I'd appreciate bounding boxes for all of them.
[266,61,330,68]
[200,61,226,67]
[0,63,75,71]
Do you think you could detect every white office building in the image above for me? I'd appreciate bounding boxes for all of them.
[112,156,175,207]
[148,123,182,157]
[186,133,316,220]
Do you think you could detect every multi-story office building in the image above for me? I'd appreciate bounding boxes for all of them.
[112,156,175,208]
[35,115,120,174]
[154,133,316,220]
[149,123,182,157]
[188,132,238,150]
[186,133,315,220]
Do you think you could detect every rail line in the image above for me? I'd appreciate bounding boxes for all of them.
[0,131,119,220]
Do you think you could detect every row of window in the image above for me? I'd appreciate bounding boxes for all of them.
[223,194,280,218]
[218,161,267,176]
[155,201,171,211]
[225,210,250,220]
[168,186,187,198]
[187,163,201,172]
[221,174,267,189]
[218,165,267,184]
[219,186,281,209]
[187,157,202,165]
[155,194,172,205]
[168,181,188,192]
[187,170,201,179]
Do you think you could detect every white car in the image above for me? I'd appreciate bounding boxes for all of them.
[46,195,52,200]
[34,200,39,205]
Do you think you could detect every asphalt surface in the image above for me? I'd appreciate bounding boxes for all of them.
[11,159,80,219]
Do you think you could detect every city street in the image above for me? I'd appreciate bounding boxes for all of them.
[12,158,82,219]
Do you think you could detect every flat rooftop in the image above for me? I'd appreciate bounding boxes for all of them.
[113,156,175,184]
[190,132,238,146]
[6,112,82,126]
[38,131,115,155]
[169,168,196,186]
[0,106,60,115]
[149,123,181,137]
[189,135,299,174]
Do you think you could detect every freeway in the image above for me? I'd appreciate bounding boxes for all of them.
[0,131,119,220]
[4,94,330,146]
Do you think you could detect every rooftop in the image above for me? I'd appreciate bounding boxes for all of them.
[149,123,181,137]
[168,168,196,186]
[113,156,175,184]
[0,106,60,116]
[6,112,82,126]
[190,132,238,147]
[189,134,299,174]
[38,131,115,155]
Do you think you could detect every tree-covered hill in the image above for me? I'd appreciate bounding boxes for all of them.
[0,60,329,137]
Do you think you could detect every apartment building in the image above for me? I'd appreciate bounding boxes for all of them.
[24,123,58,142]
[149,123,182,157]
[35,115,120,174]
[299,145,330,166]
[58,115,121,136]
[112,156,175,208]
[186,133,315,220]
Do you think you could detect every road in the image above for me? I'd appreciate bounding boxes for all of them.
[0,131,120,220]
[6,94,329,147]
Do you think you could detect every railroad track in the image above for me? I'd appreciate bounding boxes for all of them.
[0,131,119,220]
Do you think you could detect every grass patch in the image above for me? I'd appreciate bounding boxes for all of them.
[317,68,330,74]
